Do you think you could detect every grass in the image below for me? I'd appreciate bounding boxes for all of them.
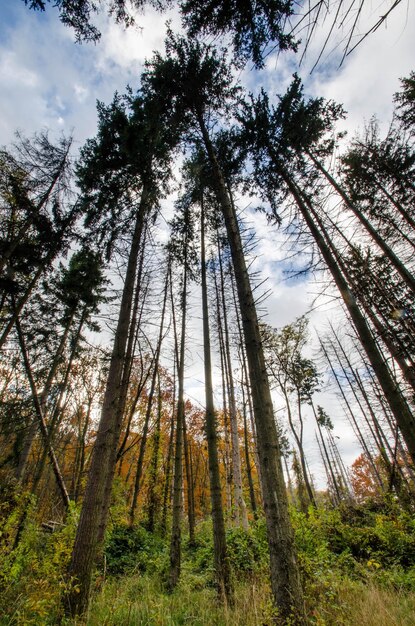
[69,572,415,626]
[3,504,415,625]
[340,581,415,626]
[81,575,272,626]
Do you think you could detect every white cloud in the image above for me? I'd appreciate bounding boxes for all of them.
[54,95,66,112]
[0,51,39,87]
[306,2,414,136]
[74,83,89,102]
[0,3,180,148]
[257,1,414,142]
[94,7,175,71]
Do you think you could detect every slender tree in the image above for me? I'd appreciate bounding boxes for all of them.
[238,78,415,466]
[142,34,304,621]
[66,89,178,617]
[167,192,198,590]
[200,194,233,602]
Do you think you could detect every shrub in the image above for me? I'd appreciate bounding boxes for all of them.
[225,521,268,577]
[0,501,79,625]
[104,523,166,576]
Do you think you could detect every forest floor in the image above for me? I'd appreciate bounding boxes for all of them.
[1,499,415,625]
[74,502,415,625]
[83,571,415,626]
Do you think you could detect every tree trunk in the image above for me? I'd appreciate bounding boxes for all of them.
[32,308,87,493]
[319,338,385,490]
[147,372,163,533]
[308,151,415,293]
[65,193,149,617]
[231,269,259,515]
[283,387,316,509]
[311,401,342,504]
[15,308,76,482]
[129,264,169,526]
[213,266,233,519]
[217,240,248,529]
[200,196,233,603]
[183,412,196,544]
[282,171,415,465]
[14,313,70,510]
[169,246,188,591]
[198,112,304,623]
[161,271,178,537]
[161,379,175,536]
[113,225,149,464]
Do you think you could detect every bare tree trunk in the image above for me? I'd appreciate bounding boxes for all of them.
[161,272,178,537]
[129,261,169,525]
[73,399,93,502]
[319,338,385,490]
[169,245,188,590]
[292,451,308,513]
[239,325,263,504]
[282,171,415,465]
[241,379,257,518]
[217,240,248,529]
[330,328,410,498]
[113,225,149,464]
[147,372,163,533]
[308,151,415,292]
[200,197,233,603]
[283,387,316,509]
[213,266,233,520]
[129,373,156,525]
[66,193,149,617]
[183,412,196,544]
[14,313,70,510]
[231,270,259,515]
[161,361,176,537]
[32,308,87,493]
[15,308,76,482]
[198,113,304,623]
[374,177,415,232]
[310,401,342,504]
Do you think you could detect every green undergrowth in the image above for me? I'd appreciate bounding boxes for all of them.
[82,575,272,626]
[78,574,415,626]
[1,496,415,624]
[0,497,79,625]
[83,503,415,625]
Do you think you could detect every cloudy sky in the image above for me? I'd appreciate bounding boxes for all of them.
[1,2,413,147]
[1,0,413,486]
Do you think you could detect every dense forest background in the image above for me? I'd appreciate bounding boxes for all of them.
[1,1,415,625]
